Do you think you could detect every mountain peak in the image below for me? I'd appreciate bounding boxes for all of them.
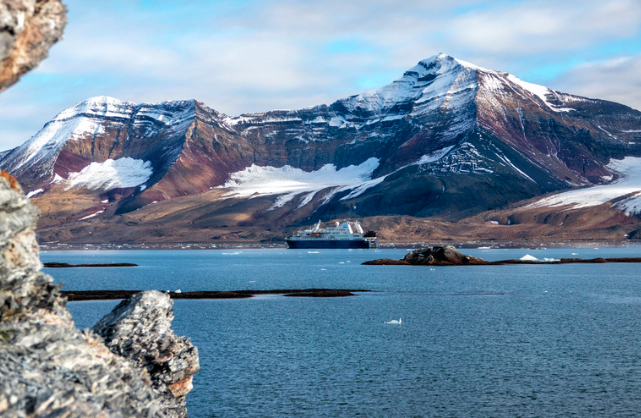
[54,96,133,122]
[83,95,126,106]
[415,53,496,75]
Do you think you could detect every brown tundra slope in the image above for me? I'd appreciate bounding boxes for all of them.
[3,54,641,244]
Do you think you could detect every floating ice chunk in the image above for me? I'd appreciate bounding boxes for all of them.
[520,254,539,261]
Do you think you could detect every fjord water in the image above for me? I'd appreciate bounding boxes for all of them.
[45,248,641,417]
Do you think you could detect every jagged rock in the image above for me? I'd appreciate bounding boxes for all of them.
[0,172,161,416]
[0,5,197,417]
[92,291,200,418]
[0,0,67,93]
[0,172,198,417]
[363,245,489,266]
[401,245,489,265]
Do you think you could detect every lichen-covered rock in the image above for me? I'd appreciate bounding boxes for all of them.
[93,291,200,418]
[0,173,197,417]
[0,0,66,93]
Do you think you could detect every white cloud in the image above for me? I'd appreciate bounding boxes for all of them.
[448,0,641,55]
[553,55,641,111]
[0,0,640,151]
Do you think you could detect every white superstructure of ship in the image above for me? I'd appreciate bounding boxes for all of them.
[286,221,378,249]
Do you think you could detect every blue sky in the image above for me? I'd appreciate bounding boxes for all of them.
[0,0,640,151]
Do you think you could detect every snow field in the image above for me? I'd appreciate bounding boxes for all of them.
[65,158,153,191]
[529,157,641,214]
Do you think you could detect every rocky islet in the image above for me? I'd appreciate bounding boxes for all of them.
[362,245,641,266]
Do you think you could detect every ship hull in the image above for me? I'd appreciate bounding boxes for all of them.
[286,239,378,249]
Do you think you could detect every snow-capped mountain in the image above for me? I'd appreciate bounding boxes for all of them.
[3,53,641,243]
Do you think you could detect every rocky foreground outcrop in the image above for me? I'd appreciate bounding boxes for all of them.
[0,3,199,416]
[0,0,67,93]
[0,172,198,417]
[93,292,200,418]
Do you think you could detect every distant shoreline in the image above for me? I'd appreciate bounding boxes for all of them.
[39,241,641,251]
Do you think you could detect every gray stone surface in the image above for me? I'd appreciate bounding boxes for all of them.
[0,0,66,93]
[93,291,200,418]
[0,173,198,417]
[0,3,198,416]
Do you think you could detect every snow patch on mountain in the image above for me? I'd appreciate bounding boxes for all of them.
[78,210,105,220]
[414,146,455,165]
[65,158,153,191]
[527,157,641,213]
[506,75,574,112]
[55,96,135,120]
[26,188,44,198]
[334,54,479,120]
[495,153,536,183]
[452,57,494,73]
[3,96,195,179]
[13,112,106,171]
[219,158,380,208]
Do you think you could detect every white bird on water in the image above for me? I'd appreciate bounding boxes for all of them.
[385,318,402,325]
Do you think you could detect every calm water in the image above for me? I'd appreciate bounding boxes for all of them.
[43,247,641,417]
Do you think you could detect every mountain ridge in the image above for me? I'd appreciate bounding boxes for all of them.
[3,53,641,243]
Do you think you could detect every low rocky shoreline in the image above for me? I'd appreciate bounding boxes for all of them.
[63,288,369,301]
[44,262,138,268]
[363,246,641,266]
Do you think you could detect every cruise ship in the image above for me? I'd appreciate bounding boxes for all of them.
[286,221,379,249]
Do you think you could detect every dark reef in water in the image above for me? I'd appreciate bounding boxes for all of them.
[363,245,641,266]
[63,288,369,301]
[45,262,138,268]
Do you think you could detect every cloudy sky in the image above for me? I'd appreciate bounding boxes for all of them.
[0,0,640,151]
